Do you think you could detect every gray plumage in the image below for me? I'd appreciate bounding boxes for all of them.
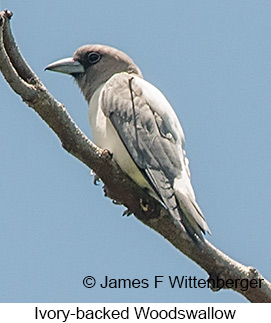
[45,44,211,242]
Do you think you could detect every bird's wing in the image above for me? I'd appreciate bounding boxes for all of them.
[100,73,210,240]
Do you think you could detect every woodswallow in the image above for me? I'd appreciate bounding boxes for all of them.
[45,44,211,242]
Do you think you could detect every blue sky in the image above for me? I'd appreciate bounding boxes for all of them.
[1,0,271,303]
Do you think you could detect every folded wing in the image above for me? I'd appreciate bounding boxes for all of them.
[101,73,210,241]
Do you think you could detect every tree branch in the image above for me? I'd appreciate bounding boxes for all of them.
[1,10,270,302]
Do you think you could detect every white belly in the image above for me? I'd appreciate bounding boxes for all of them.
[88,84,152,190]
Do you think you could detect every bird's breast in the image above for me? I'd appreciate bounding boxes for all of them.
[88,83,152,191]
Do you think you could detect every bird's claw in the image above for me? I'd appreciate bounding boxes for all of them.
[140,198,149,212]
[122,209,132,217]
[101,149,113,159]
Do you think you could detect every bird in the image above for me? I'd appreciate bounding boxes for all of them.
[45,44,211,242]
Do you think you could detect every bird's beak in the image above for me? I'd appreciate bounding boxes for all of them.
[45,57,85,75]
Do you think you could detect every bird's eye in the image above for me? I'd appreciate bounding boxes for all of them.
[87,52,101,64]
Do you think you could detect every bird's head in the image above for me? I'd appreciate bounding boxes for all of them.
[45,44,142,101]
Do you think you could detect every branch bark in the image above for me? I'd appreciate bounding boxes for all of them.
[1,10,270,303]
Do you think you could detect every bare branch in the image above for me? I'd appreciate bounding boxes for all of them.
[0,11,36,101]
[1,10,270,302]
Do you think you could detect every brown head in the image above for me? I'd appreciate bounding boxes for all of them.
[45,44,142,101]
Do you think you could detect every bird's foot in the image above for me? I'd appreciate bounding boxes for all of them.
[139,198,149,212]
[122,209,132,217]
[101,149,113,159]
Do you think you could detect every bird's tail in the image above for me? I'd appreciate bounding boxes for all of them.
[173,191,211,243]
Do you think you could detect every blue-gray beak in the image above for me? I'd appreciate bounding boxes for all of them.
[45,57,84,75]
